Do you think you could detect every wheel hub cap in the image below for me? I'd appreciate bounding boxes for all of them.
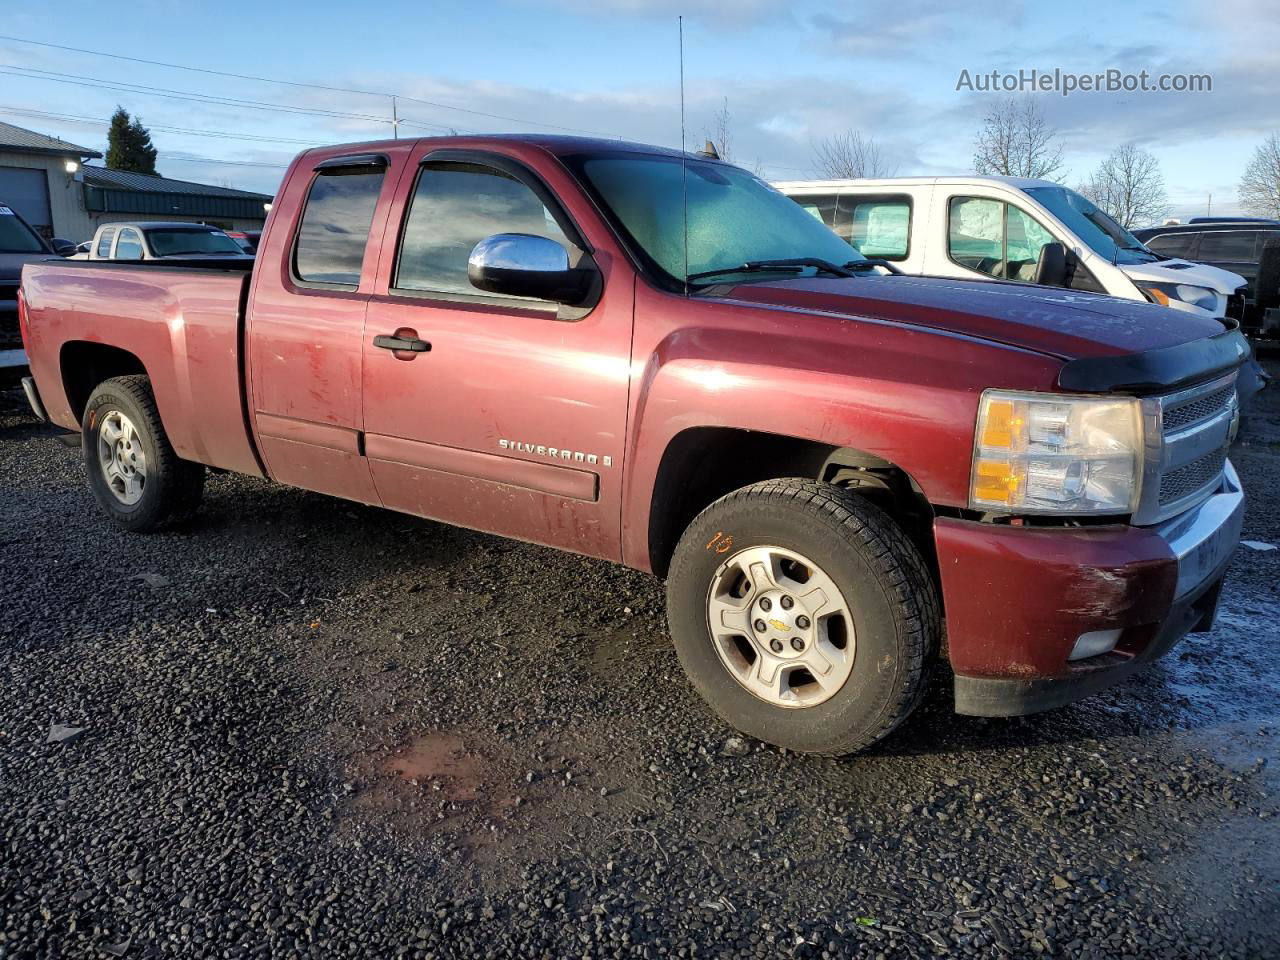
[706,545,856,708]
[97,410,147,505]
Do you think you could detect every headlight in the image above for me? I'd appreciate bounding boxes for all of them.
[1137,282,1219,313]
[970,390,1143,515]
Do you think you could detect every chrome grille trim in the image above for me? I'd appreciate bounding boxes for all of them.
[1162,385,1234,432]
[1159,448,1227,503]
[1134,372,1238,526]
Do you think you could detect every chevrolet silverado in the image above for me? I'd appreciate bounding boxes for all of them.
[18,135,1247,754]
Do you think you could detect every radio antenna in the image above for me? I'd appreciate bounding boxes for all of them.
[679,15,689,296]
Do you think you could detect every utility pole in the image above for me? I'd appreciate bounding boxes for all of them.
[1206,192,1212,216]
[391,96,399,140]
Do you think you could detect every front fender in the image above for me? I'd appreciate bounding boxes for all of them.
[620,288,1063,571]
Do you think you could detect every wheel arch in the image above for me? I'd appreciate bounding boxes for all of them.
[645,426,936,578]
[60,341,149,422]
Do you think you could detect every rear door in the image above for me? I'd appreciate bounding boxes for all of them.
[360,146,633,559]
[247,152,404,504]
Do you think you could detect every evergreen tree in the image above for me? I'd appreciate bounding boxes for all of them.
[105,106,159,175]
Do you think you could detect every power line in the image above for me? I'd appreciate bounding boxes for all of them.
[0,37,813,179]
[0,104,323,146]
[0,65,396,125]
[157,154,288,169]
[0,33,621,137]
[0,65,484,138]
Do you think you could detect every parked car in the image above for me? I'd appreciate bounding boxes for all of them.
[19,136,1246,755]
[1132,219,1280,337]
[80,221,254,262]
[775,176,1249,324]
[0,201,74,379]
[225,230,262,254]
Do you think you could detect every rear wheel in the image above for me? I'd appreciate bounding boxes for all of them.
[82,375,205,532]
[666,478,939,755]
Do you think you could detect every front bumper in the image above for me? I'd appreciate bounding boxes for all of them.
[938,461,1244,717]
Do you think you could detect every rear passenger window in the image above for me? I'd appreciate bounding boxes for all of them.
[1197,231,1258,261]
[1144,233,1195,257]
[115,229,143,261]
[96,227,116,258]
[843,196,911,259]
[294,167,385,287]
[394,161,570,299]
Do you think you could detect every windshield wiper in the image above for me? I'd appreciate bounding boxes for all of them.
[844,258,902,275]
[686,257,855,284]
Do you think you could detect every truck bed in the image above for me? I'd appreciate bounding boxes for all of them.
[20,259,263,477]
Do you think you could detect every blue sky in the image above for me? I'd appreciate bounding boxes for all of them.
[2,0,1275,220]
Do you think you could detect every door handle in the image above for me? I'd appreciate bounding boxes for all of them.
[373,333,431,353]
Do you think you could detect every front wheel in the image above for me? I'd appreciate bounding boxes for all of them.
[82,375,205,532]
[666,479,940,756]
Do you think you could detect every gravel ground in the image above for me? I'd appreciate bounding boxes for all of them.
[1,362,1278,959]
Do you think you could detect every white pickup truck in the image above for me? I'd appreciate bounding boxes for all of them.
[76,221,253,262]
[775,176,1249,323]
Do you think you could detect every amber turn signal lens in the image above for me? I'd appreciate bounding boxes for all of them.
[972,460,1019,503]
[980,400,1016,448]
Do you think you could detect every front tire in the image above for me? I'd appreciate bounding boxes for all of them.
[666,479,939,756]
[82,375,205,532]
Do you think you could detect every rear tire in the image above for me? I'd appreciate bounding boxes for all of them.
[666,478,939,756]
[82,375,205,532]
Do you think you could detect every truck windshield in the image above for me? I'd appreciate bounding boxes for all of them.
[1023,186,1159,265]
[567,153,866,289]
[0,206,46,253]
[146,228,244,257]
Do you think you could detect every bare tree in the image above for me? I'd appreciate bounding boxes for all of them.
[706,97,733,162]
[972,97,1065,181]
[1239,133,1280,218]
[1078,144,1168,229]
[811,130,893,179]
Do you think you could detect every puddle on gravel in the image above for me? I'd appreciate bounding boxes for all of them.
[382,733,482,800]
[1153,598,1280,727]
[350,733,513,823]
[338,729,630,873]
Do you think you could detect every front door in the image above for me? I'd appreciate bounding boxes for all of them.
[361,150,633,559]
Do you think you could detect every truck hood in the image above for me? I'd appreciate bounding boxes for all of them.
[1119,258,1246,295]
[724,273,1226,360]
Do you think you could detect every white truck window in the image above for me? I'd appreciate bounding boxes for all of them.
[948,197,1003,276]
[95,227,117,259]
[847,198,910,260]
[1005,207,1055,281]
[948,197,1054,282]
[115,229,144,261]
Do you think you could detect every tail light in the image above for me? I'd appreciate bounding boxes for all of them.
[16,285,29,348]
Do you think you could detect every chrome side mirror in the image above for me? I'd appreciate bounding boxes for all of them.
[467,233,595,305]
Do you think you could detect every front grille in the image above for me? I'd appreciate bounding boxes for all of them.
[1159,448,1227,504]
[0,283,20,350]
[1163,385,1234,432]
[1136,373,1236,524]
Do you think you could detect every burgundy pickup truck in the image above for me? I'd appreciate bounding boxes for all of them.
[19,135,1247,755]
